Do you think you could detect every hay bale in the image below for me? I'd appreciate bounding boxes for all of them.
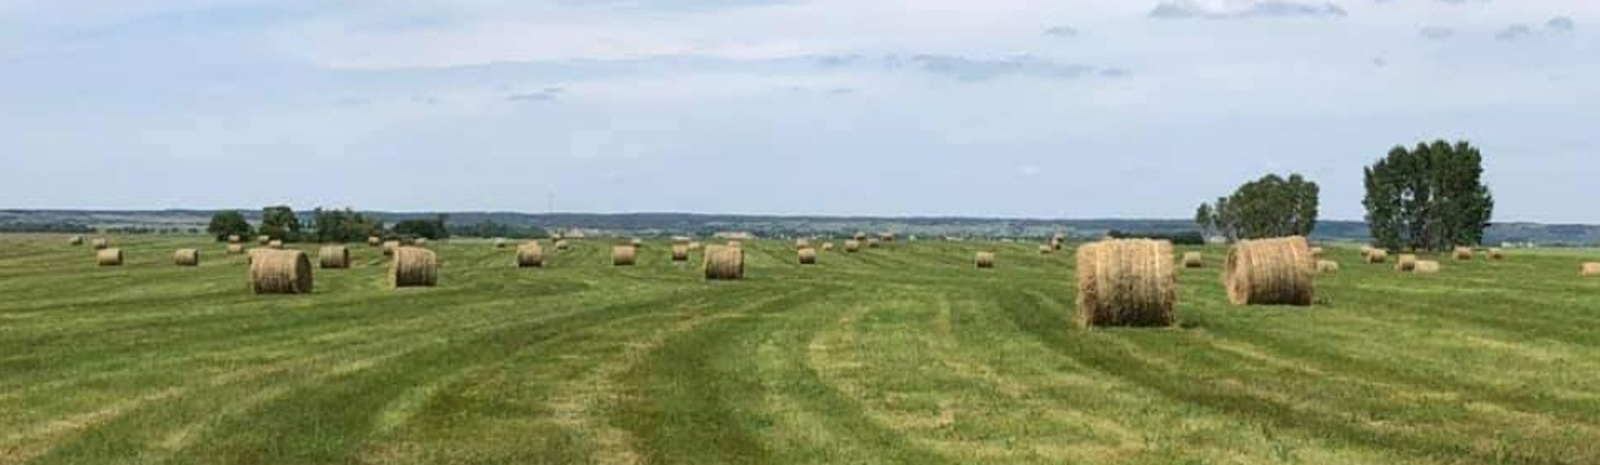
[1050,238,1063,251]
[878,232,896,242]
[1395,254,1418,272]
[612,245,636,266]
[798,247,817,265]
[268,240,284,250]
[226,243,245,255]
[391,247,438,288]
[975,251,995,269]
[1413,260,1441,274]
[1453,247,1474,260]
[1489,248,1505,260]
[368,236,382,247]
[1224,236,1315,306]
[1583,263,1600,277]
[257,235,271,245]
[1359,245,1375,255]
[1317,260,1340,273]
[853,232,868,241]
[671,244,690,262]
[1311,246,1324,256]
[1365,249,1388,264]
[1182,252,1203,268]
[517,242,544,268]
[318,246,350,269]
[822,242,835,251]
[867,238,881,249]
[174,249,200,267]
[414,237,429,246]
[631,238,643,247]
[494,238,508,248]
[91,238,109,250]
[69,235,84,246]
[726,241,741,248]
[225,234,240,243]
[844,240,862,253]
[556,239,571,251]
[250,249,313,294]
[96,248,124,266]
[703,246,745,280]
[1075,239,1175,327]
[687,241,701,251]
[383,240,400,257]
[796,239,811,249]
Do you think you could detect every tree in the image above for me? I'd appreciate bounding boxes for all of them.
[206,210,253,242]
[258,205,303,242]
[1362,140,1494,251]
[393,214,450,240]
[1199,173,1320,242]
[310,207,384,243]
[1194,203,1214,238]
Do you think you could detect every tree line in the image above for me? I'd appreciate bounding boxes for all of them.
[207,206,546,243]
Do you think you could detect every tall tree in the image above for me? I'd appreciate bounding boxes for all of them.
[1200,173,1320,242]
[1194,203,1214,238]
[258,205,303,242]
[1362,140,1494,251]
[206,210,252,242]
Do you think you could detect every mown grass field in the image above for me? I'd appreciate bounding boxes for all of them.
[3,234,1599,465]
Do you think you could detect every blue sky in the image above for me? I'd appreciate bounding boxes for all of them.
[0,0,1594,222]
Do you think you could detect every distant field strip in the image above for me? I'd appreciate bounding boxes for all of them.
[2,235,1599,464]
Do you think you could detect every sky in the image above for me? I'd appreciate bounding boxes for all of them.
[0,0,1594,222]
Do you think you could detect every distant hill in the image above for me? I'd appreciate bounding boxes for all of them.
[2,209,1597,245]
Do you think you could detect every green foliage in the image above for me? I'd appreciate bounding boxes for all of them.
[1362,140,1495,251]
[1194,203,1214,237]
[206,210,253,242]
[1200,173,1320,241]
[258,205,303,242]
[1107,229,1206,245]
[310,208,384,243]
[393,214,450,240]
[452,219,548,239]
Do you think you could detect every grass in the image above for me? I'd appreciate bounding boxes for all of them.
[2,235,1600,464]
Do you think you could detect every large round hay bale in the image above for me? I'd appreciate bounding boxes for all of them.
[1317,260,1340,273]
[1453,247,1474,260]
[517,242,544,268]
[268,240,284,250]
[226,243,245,255]
[612,245,636,266]
[257,235,271,245]
[1224,236,1315,306]
[250,249,313,294]
[391,247,438,288]
[1075,239,1175,327]
[1489,248,1505,261]
[174,249,200,267]
[91,238,109,250]
[844,240,861,253]
[1583,263,1600,277]
[1365,249,1388,263]
[798,247,817,265]
[1413,260,1442,274]
[671,244,690,262]
[383,240,400,257]
[96,248,124,266]
[703,246,745,280]
[368,236,381,247]
[975,251,995,269]
[1395,254,1418,272]
[1039,245,1053,255]
[556,239,571,251]
[1359,245,1375,255]
[1181,252,1203,268]
[318,246,350,269]
[796,239,811,249]
[494,238,508,248]
[867,238,881,249]
[822,242,835,251]
[68,235,84,246]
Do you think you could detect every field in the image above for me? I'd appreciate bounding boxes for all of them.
[3,235,1600,465]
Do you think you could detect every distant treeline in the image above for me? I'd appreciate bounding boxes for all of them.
[0,222,95,233]
[1107,230,1206,245]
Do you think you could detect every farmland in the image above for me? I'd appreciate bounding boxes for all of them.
[3,234,1599,464]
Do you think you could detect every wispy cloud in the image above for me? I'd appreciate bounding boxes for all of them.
[1418,26,1455,40]
[1495,24,1533,41]
[1546,16,1576,32]
[909,54,1101,82]
[1042,25,1078,37]
[1149,1,1347,20]
[506,87,564,102]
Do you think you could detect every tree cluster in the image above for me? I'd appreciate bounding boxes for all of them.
[309,208,385,243]
[1362,140,1494,251]
[1195,173,1320,242]
[206,211,253,242]
[393,214,451,240]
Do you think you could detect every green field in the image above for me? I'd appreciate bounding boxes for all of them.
[3,235,1599,465]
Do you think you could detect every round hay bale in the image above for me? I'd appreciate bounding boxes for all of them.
[878,232,896,242]
[69,235,84,246]
[174,249,200,267]
[975,251,995,269]
[228,234,242,243]
[1365,249,1388,263]
[1317,260,1340,274]
[91,238,110,250]
[1050,238,1063,251]
[1039,245,1053,255]
[390,247,438,288]
[257,235,271,245]
[853,232,868,241]
[726,241,741,249]
[796,239,811,249]
[226,243,245,255]
[368,236,382,247]
[1359,245,1375,255]
[612,245,636,266]
[1224,236,1315,306]
[556,239,571,251]
[517,242,544,268]
[268,240,284,250]
[96,248,124,266]
[1311,246,1324,256]
[822,242,835,251]
[494,238,508,248]
[1582,263,1600,277]
[383,240,400,257]
[318,246,350,269]
[671,244,690,262]
[414,238,429,246]
[1182,252,1203,269]
[844,240,862,253]
[1413,260,1442,274]
[798,247,817,265]
[631,238,643,247]
[687,241,702,251]
[251,250,312,294]
[1453,247,1474,260]
[867,238,881,249]
[1489,248,1505,260]
[703,246,745,280]
[1395,254,1418,272]
[1075,239,1175,327]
